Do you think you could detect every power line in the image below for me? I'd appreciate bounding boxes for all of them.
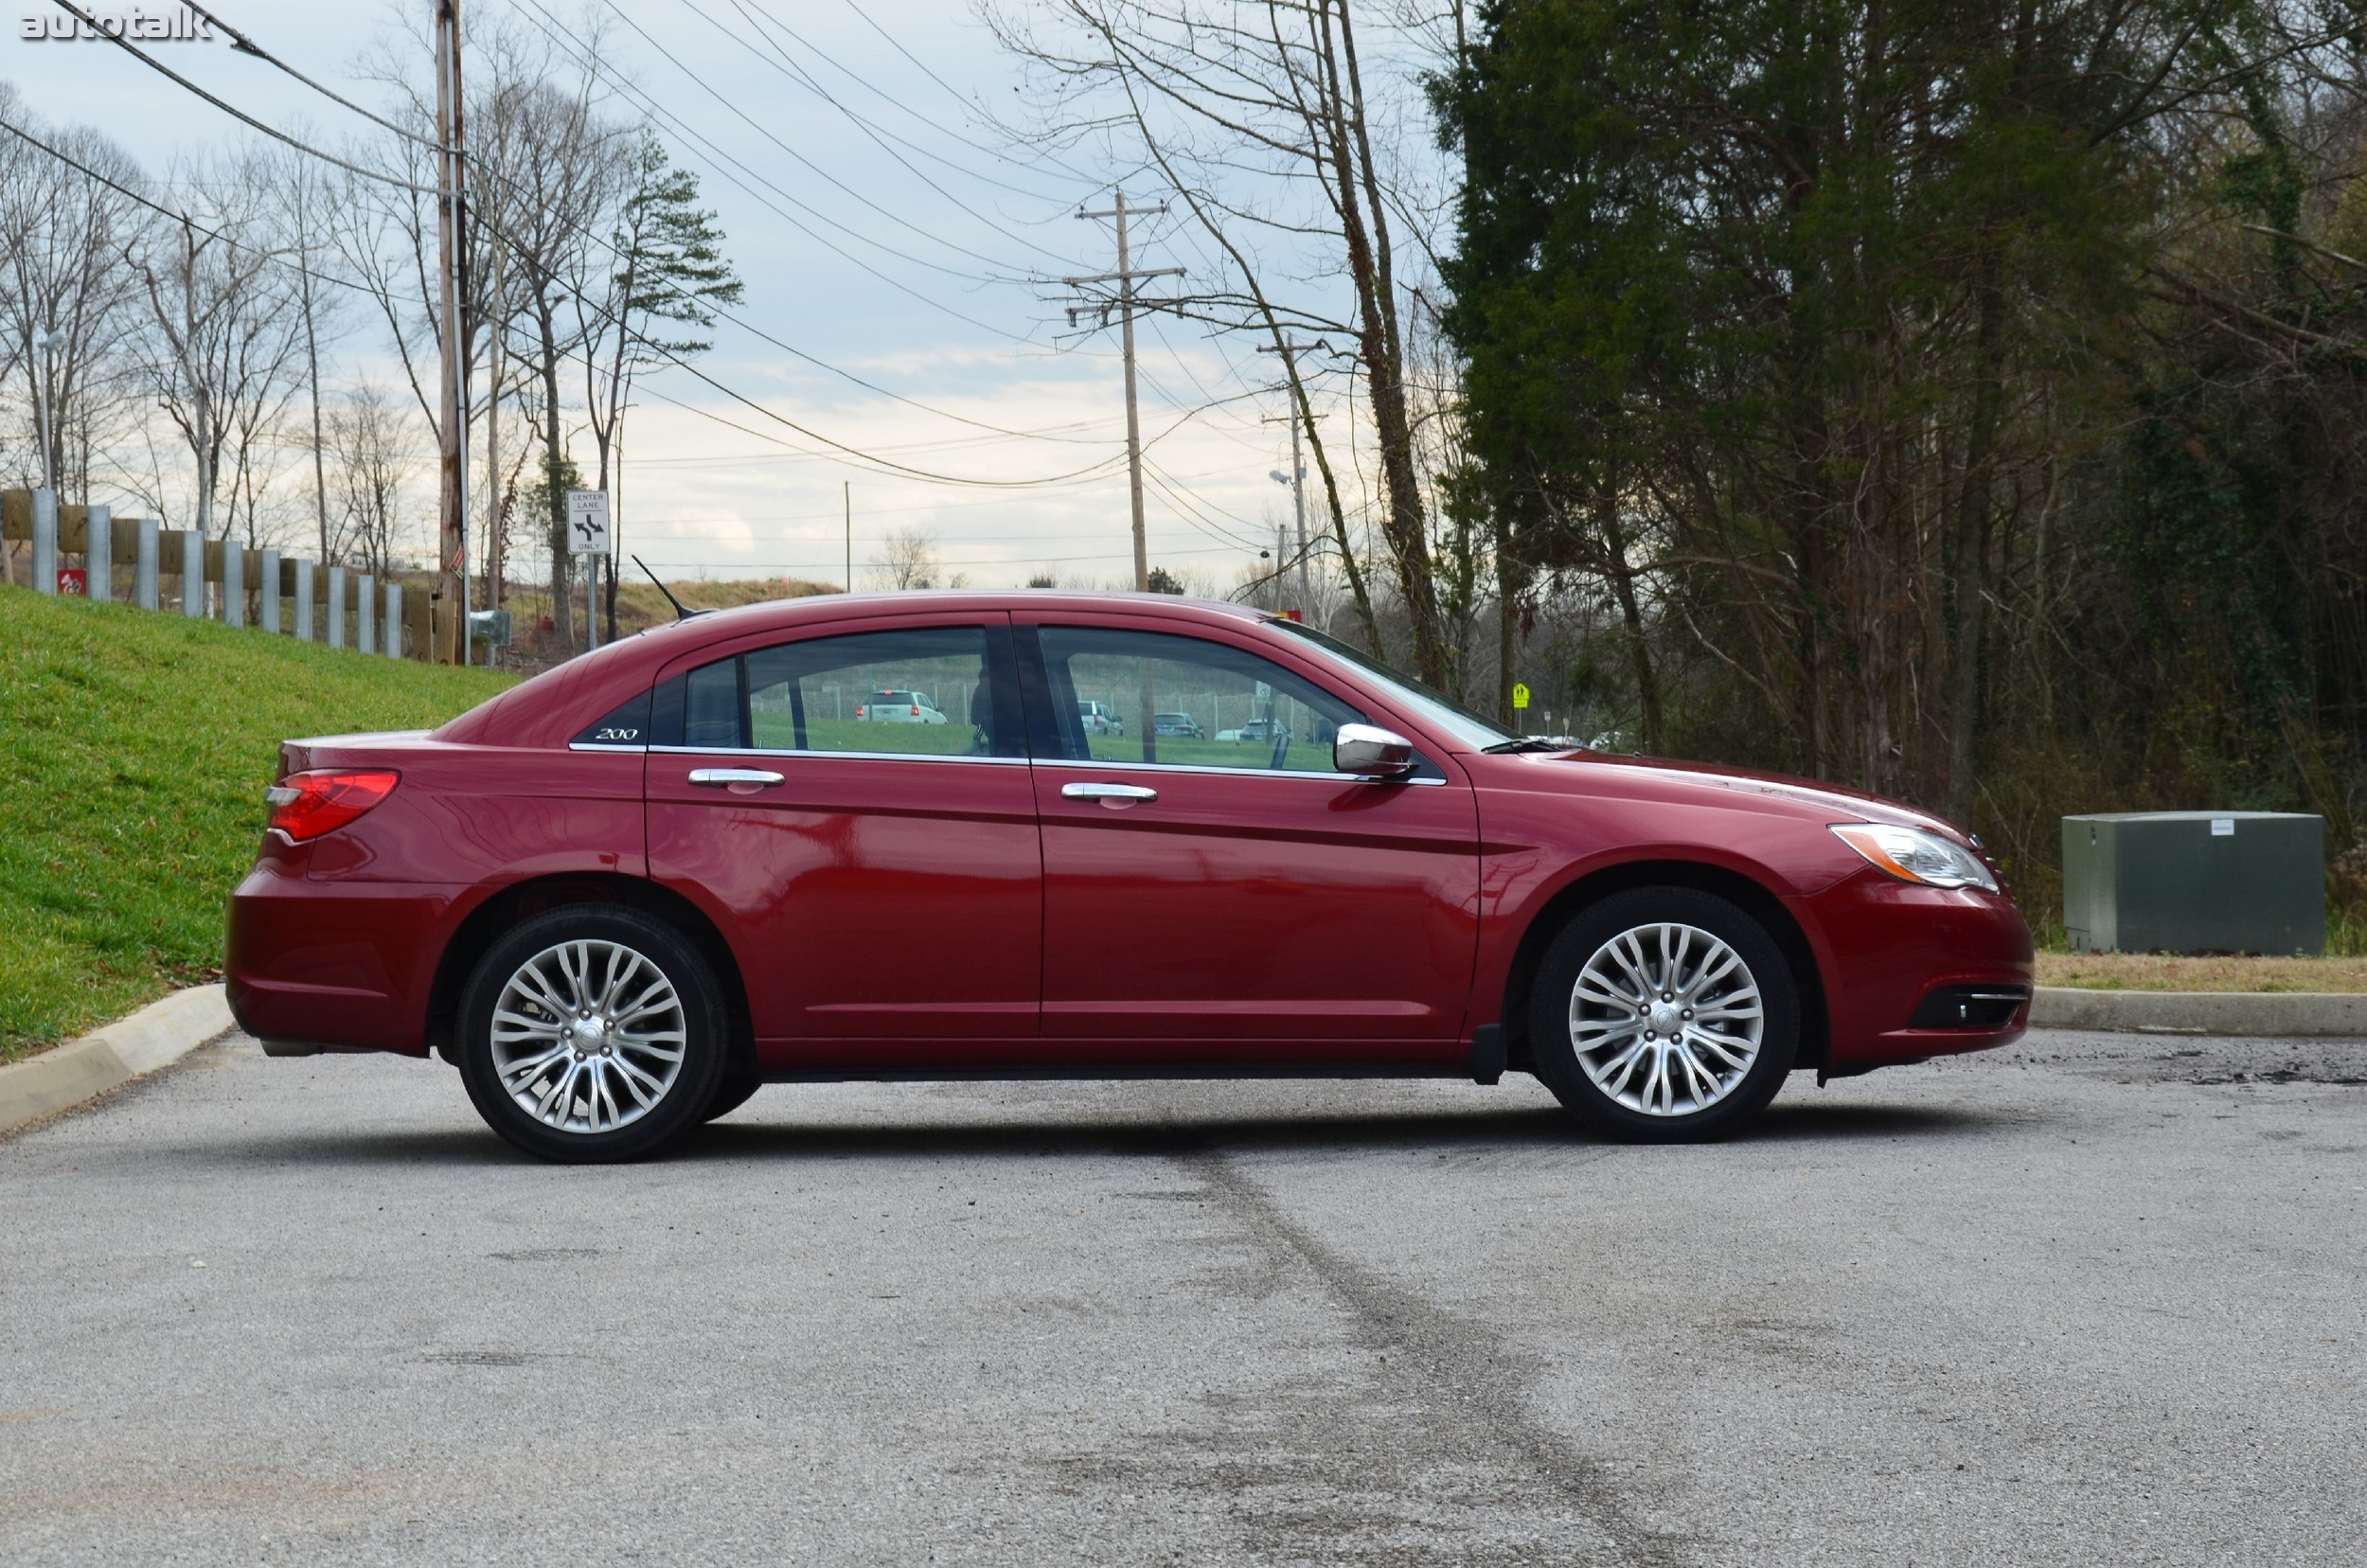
[495,0,1059,354]
[184,2,442,151]
[66,0,1116,459]
[44,0,434,195]
[0,114,380,301]
[691,0,1075,247]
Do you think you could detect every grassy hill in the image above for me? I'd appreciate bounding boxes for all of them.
[0,587,513,1060]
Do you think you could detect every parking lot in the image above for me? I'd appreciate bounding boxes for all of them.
[4,1028,2364,1565]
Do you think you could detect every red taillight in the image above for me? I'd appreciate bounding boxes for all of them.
[910,705,920,716]
[265,769,400,842]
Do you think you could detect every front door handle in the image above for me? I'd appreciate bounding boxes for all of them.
[1061,781,1159,806]
[688,767,786,789]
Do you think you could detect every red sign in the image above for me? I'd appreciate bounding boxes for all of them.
[56,568,86,597]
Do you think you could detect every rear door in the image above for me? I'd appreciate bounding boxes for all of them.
[1016,614,1481,1069]
[645,614,1041,1069]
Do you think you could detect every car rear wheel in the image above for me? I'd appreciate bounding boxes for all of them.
[1529,887,1797,1141]
[457,906,728,1163]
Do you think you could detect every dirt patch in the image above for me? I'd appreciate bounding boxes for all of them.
[2036,953,2367,992]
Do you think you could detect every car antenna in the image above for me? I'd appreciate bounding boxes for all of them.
[633,555,706,619]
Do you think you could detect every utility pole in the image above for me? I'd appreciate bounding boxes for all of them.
[844,480,851,592]
[434,0,470,665]
[1066,191,1182,593]
[1258,340,1326,619]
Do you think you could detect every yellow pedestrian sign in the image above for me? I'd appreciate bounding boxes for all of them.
[1511,682,1530,711]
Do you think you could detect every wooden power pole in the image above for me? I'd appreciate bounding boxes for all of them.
[434,0,469,664]
[1067,192,1181,593]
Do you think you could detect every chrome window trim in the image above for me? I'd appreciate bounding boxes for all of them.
[610,742,1443,780]
[1034,757,1447,786]
[646,743,1031,766]
[569,742,648,753]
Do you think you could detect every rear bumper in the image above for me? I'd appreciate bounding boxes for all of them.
[225,860,468,1057]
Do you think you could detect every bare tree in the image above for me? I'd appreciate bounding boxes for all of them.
[0,87,150,503]
[130,149,306,544]
[326,382,418,577]
[993,0,1456,681]
[868,527,945,590]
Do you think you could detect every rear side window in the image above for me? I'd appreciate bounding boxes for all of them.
[572,688,651,748]
[669,626,1017,757]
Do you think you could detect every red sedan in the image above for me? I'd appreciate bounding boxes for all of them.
[226,592,2033,1161]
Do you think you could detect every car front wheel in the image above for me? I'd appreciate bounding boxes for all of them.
[457,906,728,1163]
[1529,887,1798,1141]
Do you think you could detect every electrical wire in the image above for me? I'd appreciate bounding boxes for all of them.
[183,1,443,151]
[0,114,382,302]
[44,0,435,195]
[62,0,1130,457]
[692,0,1078,252]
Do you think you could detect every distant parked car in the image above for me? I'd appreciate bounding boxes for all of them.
[1077,700,1124,738]
[1152,711,1203,739]
[857,690,947,723]
[1218,719,1286,743]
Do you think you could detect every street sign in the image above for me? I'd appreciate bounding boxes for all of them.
[1512,682,1530,710]
[565,490,611,557]
[56,567,85,596]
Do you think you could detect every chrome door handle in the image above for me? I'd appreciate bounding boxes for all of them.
[1061,781,1158,804]
[688,767,785,788]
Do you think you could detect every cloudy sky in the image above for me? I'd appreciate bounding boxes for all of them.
[5,0,1325,590]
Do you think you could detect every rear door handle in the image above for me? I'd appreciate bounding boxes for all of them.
[688,768,785,788]
[1061,781,1158,804]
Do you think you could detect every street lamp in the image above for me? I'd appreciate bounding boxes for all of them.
[32,327,62,492]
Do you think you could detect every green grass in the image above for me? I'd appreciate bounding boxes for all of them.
[0,587,512,1060]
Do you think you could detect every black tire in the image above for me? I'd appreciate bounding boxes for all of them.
[456,905,729,1163]
[1528,886,1797,1141]
[702,1069,762,1123]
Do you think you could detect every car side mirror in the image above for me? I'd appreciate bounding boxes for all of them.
[1334,722,1417,778]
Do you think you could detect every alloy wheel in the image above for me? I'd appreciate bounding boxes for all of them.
[1568,921,1765,1116]
[489,939,687,1135]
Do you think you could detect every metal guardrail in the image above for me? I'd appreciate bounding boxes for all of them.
[1,487,444,658]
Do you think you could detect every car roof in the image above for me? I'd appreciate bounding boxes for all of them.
[436,591,1284,749]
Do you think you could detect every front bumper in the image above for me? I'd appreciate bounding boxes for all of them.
[1805,872,2035,1070]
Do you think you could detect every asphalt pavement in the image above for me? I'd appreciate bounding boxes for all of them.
[4,1027,2364,1565]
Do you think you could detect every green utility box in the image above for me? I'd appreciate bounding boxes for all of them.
[2061,812,2324,954]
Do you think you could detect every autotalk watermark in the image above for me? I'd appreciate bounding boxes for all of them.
[19,7,216,41]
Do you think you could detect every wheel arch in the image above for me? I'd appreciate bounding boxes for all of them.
[1498,859,1830,1075]
[427,873,755,1074]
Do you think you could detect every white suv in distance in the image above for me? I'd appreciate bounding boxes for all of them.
[1077,701,1124,737]
[857,690,948,723]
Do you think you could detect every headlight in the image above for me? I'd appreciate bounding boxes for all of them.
[1830,824,1998,893]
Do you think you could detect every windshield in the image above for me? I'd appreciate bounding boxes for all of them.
[1270,620,1517,751]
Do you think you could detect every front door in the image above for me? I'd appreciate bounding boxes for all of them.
[645,615,1041,1070]
[1018,615,1481,1070]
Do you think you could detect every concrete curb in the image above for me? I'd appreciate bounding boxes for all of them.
[2033,985,2367,1037]
[0,985,234,1137]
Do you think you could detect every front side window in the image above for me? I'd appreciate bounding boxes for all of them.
[1033,626,1361,773]
[677,626,1006,757]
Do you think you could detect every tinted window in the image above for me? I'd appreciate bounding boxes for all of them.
[1034,627,1361,773]
[677,626,1004,757]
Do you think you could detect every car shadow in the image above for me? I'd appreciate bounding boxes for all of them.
[205,1090,2020,1167]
